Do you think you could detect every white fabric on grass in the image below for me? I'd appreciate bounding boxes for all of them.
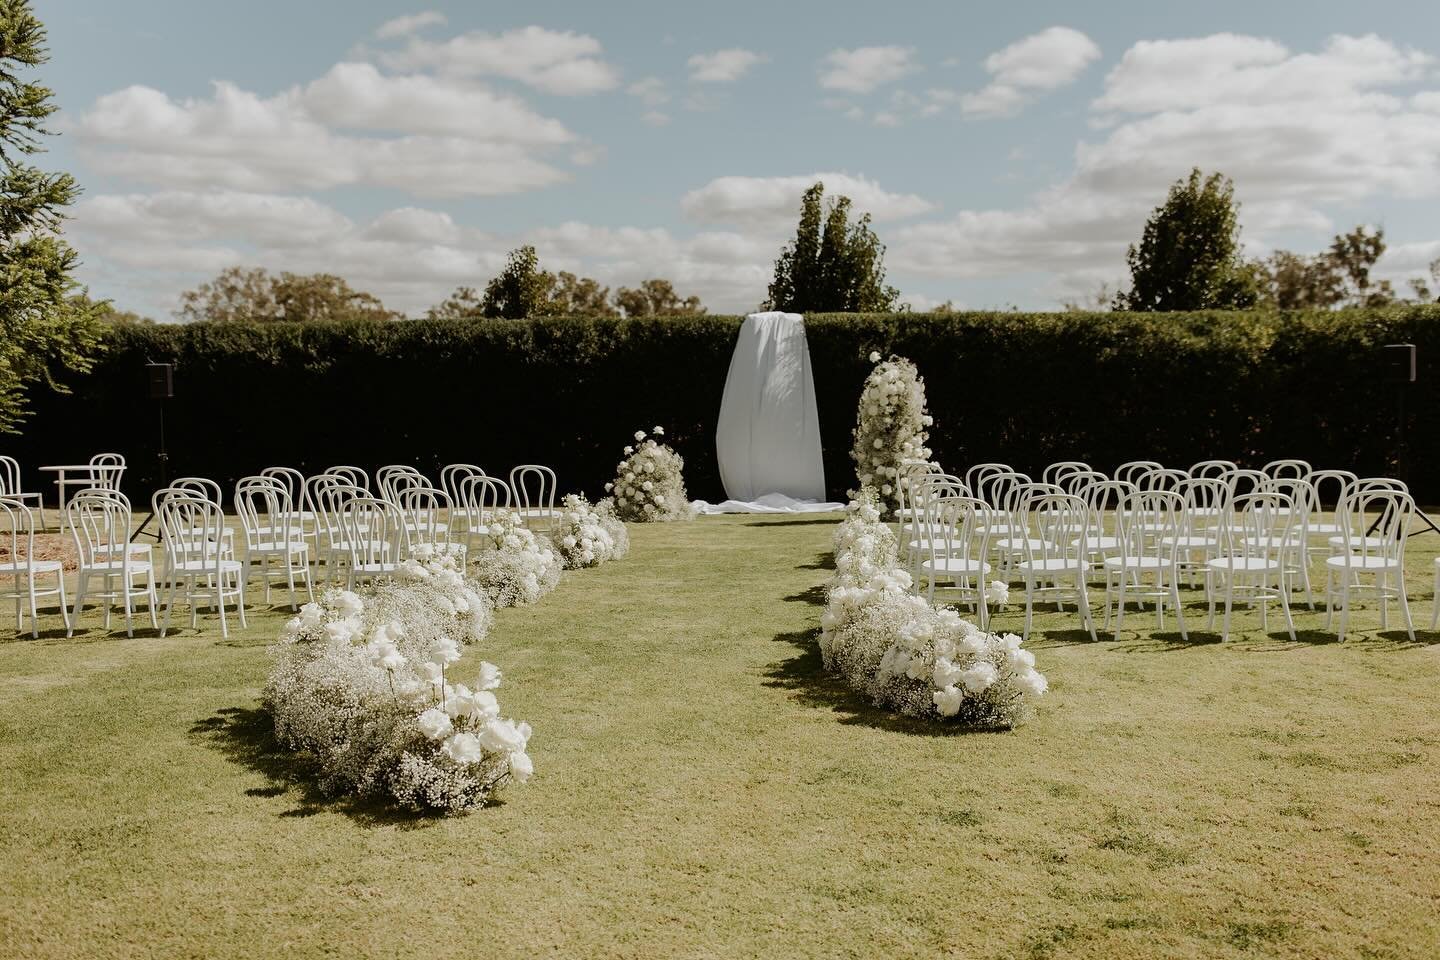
[692,493,845,515]
[715,311,828,503]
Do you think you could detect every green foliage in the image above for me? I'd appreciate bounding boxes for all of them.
[767,182,900,313]
[11,307,1440,504]
[177,266,399,323]
[480,245,555,319]
[1117,169,1260,311]
[0,0,105,433]
[1257,226,1399,310]
[614,278,706,317]
[452,248,703,319]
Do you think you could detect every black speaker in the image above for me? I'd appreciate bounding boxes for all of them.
[1382,343,1416,384]
[147,362,174,399]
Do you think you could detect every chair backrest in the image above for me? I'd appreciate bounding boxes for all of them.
[440,464,486,506]
[89,452,126,491]
[1116,489,1184,564]
[313,481,362,550]
[998,480,1059,540]
[1259,477,1317,533]
[0,455,21,495]
[235,476,294,548]
[1140,468,1189,492]
[260,467,307,512]
[896,459,942,517]
[1040,461,1092,487]
[67,492,132,567]
[907,472,966,523]
[158,493,227,570]
[979,470,1029,513]
[1223,492,1296,558]
[0,495,37,569]
[376,465,425,502]
[172,476,223,508]
[963,463,1011,498]
[1225,468,1267,500]
[381,470,429,507]
[457,474,512,527]
[340,496,410,569]
[1174,477,1230,533]
[1022,493,1088,567]
[1189,459,1238,480]
[325,465,370,491]
[1080,480,1135,542]
[1262,459,1313,482]
[1059,470,1106,496]
[925,494,990,569]
[1337,488,1412,566]
[1310,469,1358,511]
[509,465,557,521]
[398,485,452,545]
[1114,460,1164,486]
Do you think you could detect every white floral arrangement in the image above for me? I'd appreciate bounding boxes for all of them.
[850,352,934,516]
[818,494,1044,728]
[266,577,532,814]
[369,541,493,645]
[553,493,630,569]
[468,510,563,607]
[607,426,694,522]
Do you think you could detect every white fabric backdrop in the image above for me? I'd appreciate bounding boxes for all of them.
[708,312,842,513]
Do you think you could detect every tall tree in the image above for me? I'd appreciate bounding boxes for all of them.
[1116,169,1260,312]
[1255,226,1402,309]
[479,245,553,319]
[1408,258,1440,304]
[0,0,105,433]
[766,181,900,313]
[548,271,618,317]
[614,279,706,317]
[177,266,398,323]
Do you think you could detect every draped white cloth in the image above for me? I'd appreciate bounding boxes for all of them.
[711,311,841,512]
[693,493,844,515]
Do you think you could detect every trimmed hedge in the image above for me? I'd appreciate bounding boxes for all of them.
[8,308,1440,502]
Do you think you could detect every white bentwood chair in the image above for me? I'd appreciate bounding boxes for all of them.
[0,496,69,637]
[67,491,157,638]
[1104,490,1189,640]
[510,464,558,534]
[1017,493,1097,642]
[157,491,247,638]
[0,456,47,530]
[1326,488,1413,643]
[340,496,410,588]
[1205,492,1297,643]
[917,494,993,629]
[235,477,313,611]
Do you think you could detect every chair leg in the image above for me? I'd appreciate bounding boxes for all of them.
[1338,576,1351,643]
[122,578,134,638]
[146,570,158,628]
[286,557,298,612]
[161,574,180,638]
[27,576,39,639]
[1078,572,1097,643]
[236,572,248,629]
[70,571,88,637]
[1170,579,1188,642]
[1432,564,1439,629]
[1278,576,1296,642]
[1221,575,1234,643]
[1022,571,1034,641]
[1113,576,1127,638]
[1397,568,1415,643]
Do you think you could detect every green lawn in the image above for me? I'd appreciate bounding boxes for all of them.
[2,514,1439,959]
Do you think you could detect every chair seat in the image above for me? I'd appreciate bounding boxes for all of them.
[96,543,152,558]
[1207,556,1283,573]
[80,559,153,574]
[0,559,63,574]
[172,558,244,574]
[1159,536,1218,549]
[1325,555,1400,572]
[403,521,450,534]
[249,541,309,554]
[1073,536,1121,551]
[920,557,992,576]
[1018,557,1084,573]
[908,537,959,552]
[994,537,1053,553]
[352,561,400,574]
[1103,556,1171,571]
[1328,535,1386,551]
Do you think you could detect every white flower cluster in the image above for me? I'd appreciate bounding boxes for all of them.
[553,494,630,570]
[607,426,693,522]
[266,580,531,814]
[372,541,493,645]
[468,510,562,607]
[818,495,1046,727]
[850,353,934,516]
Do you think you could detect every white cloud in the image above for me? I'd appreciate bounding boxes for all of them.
[76,67,576,197]
[380,25,620,95]
[892,33,1440,294]
[374,11,446,40]
[818,46,917,94]
[961,26,1101,116]
[687,48,766,83]
[641,110,671,127]
[628,76,669,106]
[681,172,935,225]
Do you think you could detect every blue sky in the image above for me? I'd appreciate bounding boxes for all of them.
[34,0,1440,317]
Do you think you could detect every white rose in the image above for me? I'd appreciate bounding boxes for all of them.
[1014,669,1048,697]
[933,685,964,717]
[634,431,646,441]
[508,750,534,783]
[868,351,881,363]
[476,661,502,690]
[324,620,355,644]
[959,662,999,694]
[334,591,364,618]
[441,732,482,765]
[933,658,964,689]
[469,689,500,720]
[416,708,453,741]
[478,717,527,753]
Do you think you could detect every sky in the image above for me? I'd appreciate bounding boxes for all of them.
[31,0,1440,319]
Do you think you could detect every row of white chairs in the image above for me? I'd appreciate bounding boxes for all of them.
[898,460,1419,644]
[1,462,563,639]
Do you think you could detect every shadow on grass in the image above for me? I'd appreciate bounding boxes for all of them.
[763,628,1005,737]
[743,518,842,527]
[796,551,836,572]
[188,706,447,829]
[784,584,827,607]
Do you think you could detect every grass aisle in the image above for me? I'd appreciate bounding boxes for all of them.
[1,514,1439,959]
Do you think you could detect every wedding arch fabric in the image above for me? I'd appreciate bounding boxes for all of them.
[697,312,844,514]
